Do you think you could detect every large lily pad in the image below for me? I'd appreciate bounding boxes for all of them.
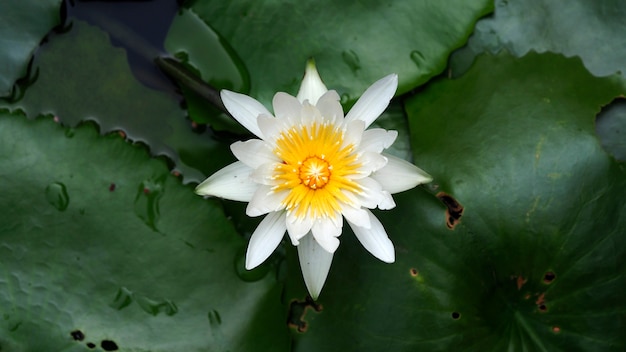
[287,52,626,350]
[6,19,233,184]
[450,0,626,78]
[186,0,494,107]
[0,0,62,97]
[0,110,289,351]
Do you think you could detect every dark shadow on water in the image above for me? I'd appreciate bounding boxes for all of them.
[64,0,180,92]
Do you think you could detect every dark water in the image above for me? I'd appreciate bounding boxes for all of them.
[64,0,180,91]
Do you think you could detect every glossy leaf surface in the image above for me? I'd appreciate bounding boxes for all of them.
[0,111,289,351]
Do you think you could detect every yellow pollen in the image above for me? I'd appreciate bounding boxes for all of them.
[299,157,330,189]
[272,122,362,220]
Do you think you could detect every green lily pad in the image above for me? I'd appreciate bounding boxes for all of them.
[186,0,494,107]
[5,19,233,183]
[450,0,626,78]
[0,0,62,97]
[370,100,413,161]
[288,52,626,350]
[596,98,626,162]
[0,110,289,351]
[164,7,249,95]
[163,7,251,133]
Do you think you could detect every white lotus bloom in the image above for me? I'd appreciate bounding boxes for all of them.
[196,60,432,299]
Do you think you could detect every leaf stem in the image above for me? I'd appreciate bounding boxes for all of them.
[155,57,227,114]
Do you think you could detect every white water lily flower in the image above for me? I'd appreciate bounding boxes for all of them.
[196,61,432,299]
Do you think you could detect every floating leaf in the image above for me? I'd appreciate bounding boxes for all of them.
[451,0,626,78]
[163,7,250,132]
[0,0,62,97]
[0,110,289,351]
[187,0,494,106]
[5,19,232,183]
[288,52,626,351]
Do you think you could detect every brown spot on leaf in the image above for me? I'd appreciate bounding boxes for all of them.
[451,311,461,320]
[109,183,116,192]
[535,293,545,306]
[436,192,464,229]
[409,268,419,277]
[552,326,561,333]
[536,293,548,312]
[516,276,527,290]
[287,296,322,333]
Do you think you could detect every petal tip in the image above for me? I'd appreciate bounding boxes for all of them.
[244,257,259,270]
[297,59,328,105]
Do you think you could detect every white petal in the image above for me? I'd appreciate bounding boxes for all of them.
[352,151,388,178]
[328,210,343,229]
[297,234,334,300]
[245,211,287,269]
[340,203,371,229]
[340,189,360,208]
[359,128,398,153]
[257,114,285,142]
[344,74,398,128]
[353,177,384,209]
[316,90,344,123]
[348,209,395,263]
[300,102,324,126]
[286,212,314,243]
[230,139,277,169]
[343,120,365,149]
[273,92,303,124]
[378,191,396,210]
[311,218,341,253]
[249,162,277,185]
[296,60,328,105]
[371,153,433,194]
[195,161,257,202]
[221,90,271,138]
[246,185,286,217]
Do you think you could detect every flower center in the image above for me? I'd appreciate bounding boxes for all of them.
[299,156,330,189]
[272,122,362,219]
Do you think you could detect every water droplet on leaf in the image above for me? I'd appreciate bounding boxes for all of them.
[134,177,166,232]
[207,309,222,326]
[9,322,22,332]
[136,295,178,316]
[45,182,70,211]
[109,287,133,311]
[341,50,361,74]
[410,50,426,68]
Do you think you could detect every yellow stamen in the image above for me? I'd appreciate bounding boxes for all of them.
[273,122,361,219]
[300,156,330,189]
